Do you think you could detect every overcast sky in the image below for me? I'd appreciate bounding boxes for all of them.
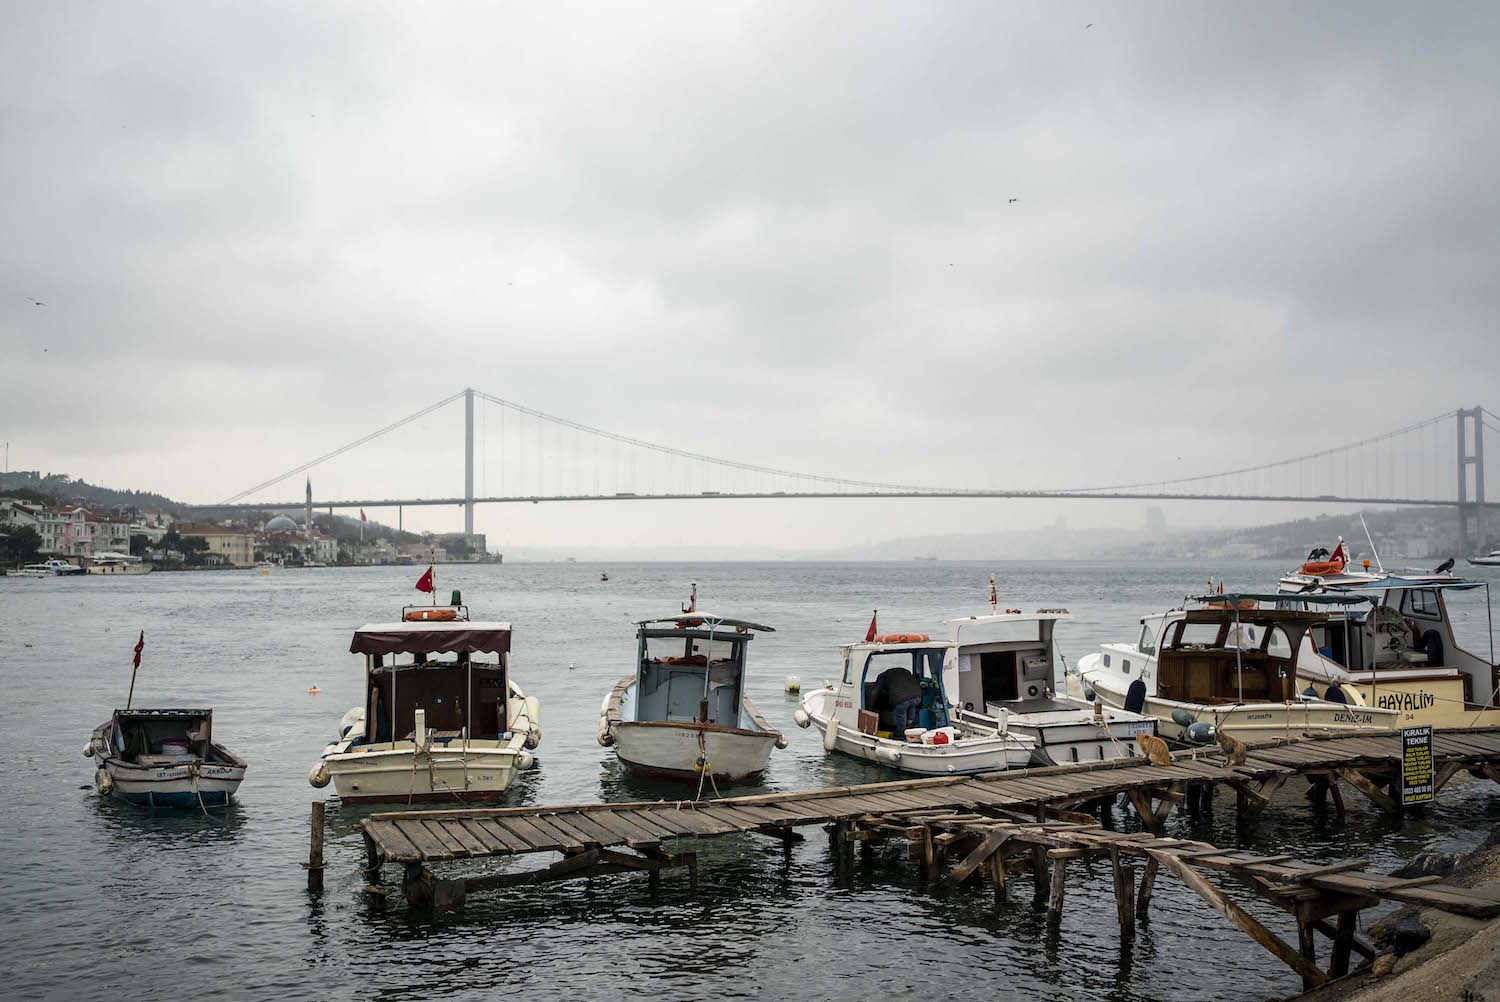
[2,3,1497,551]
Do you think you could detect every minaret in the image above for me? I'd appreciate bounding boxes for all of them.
[305,477,313,544]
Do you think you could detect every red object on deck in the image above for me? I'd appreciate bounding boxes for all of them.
[415,566,434,593]
[864,610,878,643]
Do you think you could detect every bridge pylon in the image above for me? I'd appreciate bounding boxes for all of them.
[464,388,475,536]
[1457,406,1486,545]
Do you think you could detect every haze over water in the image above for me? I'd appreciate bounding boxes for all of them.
[3,559,1498,1001]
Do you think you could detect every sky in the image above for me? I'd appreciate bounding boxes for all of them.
[2,2,1498,553]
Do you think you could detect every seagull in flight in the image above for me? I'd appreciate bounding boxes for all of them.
[1008,198,1018,204]
[1086,23,1094,29]
[25,297,45,307]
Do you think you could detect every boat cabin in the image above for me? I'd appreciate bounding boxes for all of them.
[1153,607,1323,704]
[350,620,513,746]
[840,640,953,736]
[633,615,773,726]
[100,708,225,765]
[944,612,1069,716]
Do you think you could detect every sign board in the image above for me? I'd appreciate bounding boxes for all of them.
[1401,725,1434,806]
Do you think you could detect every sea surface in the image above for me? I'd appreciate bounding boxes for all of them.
[3,559,1498,1002]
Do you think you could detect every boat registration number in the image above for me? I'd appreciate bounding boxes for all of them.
[1125,721,1154,736]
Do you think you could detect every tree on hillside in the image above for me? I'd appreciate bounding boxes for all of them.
[1,526,42,566]
[129,534,151,557]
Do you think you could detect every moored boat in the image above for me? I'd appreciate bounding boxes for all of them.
[796,611,1035,775]
[1468,548,1500,567]
[308,594,541,803]
[942,603,1157,765]
[87,552,152,575]
[1274,551,1500,727]
[599,587,785,785]
[85,708,246,807]
[1074,593,1401,743]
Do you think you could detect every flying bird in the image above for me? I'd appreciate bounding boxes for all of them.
[25,297,44,307]
[1008,198,1018,204]
[1086,23,1094,29]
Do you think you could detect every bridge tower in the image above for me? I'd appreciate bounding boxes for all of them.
[464,388,475,536]
[1457,407,1486,546]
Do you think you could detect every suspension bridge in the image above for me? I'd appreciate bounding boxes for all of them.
[191,390,1499,543]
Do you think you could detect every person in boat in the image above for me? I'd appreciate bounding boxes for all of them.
[869,665,923,738]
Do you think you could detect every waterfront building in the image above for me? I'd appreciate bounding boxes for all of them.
[176,522,256,568]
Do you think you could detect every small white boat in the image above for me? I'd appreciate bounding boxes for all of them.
[1075,593,1401,743]
[309,597,541,804]
[15,558,85,577]
[599,594,785,785]
[1470,549,1500,567]
[85,708,246,808]
[797,625,1035,775]
[942,606,1157,765]
[87,552,152,575]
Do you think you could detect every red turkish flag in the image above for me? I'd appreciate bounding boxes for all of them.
[133,631,144,669]
[864,610,878,643]
[415,566,434,593]
[360,509,367,522]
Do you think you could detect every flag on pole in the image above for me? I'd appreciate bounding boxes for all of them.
[865,610,878,643]
[133,631,144,668]
[360,509,367,522]
[415,565,435,593]
[988,574,998,612]
[1331,537,1347,566]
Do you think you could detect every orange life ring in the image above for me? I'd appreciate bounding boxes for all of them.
[1299,559,1346,576]
[875,633,930,644]
[405,608,458,622]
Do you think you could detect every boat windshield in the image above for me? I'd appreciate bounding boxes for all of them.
[636,629,749,726]
[859,648,950,733]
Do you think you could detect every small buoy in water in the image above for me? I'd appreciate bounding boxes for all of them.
[784,675,801,694]
[262,568,269,575]
[568,662,576,671]
[307,686,321,695]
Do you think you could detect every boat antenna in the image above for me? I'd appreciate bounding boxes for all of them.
[1358,514,1385,573]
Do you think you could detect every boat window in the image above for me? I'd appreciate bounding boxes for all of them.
[1174,623,1223,649]
[1103,653,1111,668]
[1401,589,1441,621]
[1138,621,1158,655]
[841,654,854,685]
[1266,626,1293,660]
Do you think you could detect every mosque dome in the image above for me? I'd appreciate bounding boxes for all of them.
[264,515,299,533]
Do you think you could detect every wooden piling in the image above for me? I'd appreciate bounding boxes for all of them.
[307,800,325,893]
[1136,855,1158,919]
[1111,849,1135,937]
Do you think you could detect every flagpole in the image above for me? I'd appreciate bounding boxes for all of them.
[127,631,143,710]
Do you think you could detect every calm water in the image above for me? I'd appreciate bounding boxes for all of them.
[3,559,1498,1002]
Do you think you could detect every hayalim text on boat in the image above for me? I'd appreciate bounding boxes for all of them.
[598,584,786,785]
[1072,590,1401,744]
[309,586,540,803]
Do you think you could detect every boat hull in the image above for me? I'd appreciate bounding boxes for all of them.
[324,744,525,804]
[799,689,1033,775]
[613,721,775,783]
[96,758,245,807]
[1296,671,1500,729]
[87,563,152,575]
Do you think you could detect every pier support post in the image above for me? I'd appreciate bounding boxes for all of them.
[1297,922,1317,989]
[1329,911,1357,978]
[1111,849,1135,938]
[1046,849,1083,922]
[361,830,382,886]
[1136,856,1159,919]
[306,800,325,893]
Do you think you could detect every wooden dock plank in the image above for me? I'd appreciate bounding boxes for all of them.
[617,809,685,840]
[458,819,510,855]
[474,818,530,853]
[635,808,699,835]
[443,820,490,856]
[363,820,423,863]
[524,814,589,851]
[496,816,562,851]
[592,810,660,845]
[560,812,625,846]
[544,813,608,846]
[423,820,470,857]
[394,819,453,860]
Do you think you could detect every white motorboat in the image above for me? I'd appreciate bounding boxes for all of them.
[942,606,1157,766]
[1074,594,1400,743]
[1470,549,1500,567]
[308,596,541,804]
[85,708,246,808]
[1274,550,1500,727]
[15,558,85,577]
[87,552,152,575]
[599,598,786,785]
[797,624,1035,776]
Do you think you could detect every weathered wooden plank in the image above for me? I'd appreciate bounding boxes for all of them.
[442,820,490,856]
[1335,767,1399,813]
[458,818,509,854]
[362,820,423,863]
[560,812,625,846]
[496,815,561,851]
[616,810,681,841]
[523,814,589,851]
[538,812,603,847]
[592,810,660,845]
[636,808,699,835]
[422,820,470,857]
[394,819,453,860]
[945,831,1011,887]
[474,818,530,853]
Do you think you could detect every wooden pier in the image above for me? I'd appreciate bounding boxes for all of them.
[357,727,1500,986]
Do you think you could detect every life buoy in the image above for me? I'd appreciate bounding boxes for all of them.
[875,633,930,644]
[1299,559,1346,576]
[405,608,458,622]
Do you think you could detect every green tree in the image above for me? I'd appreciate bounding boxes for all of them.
[180,536,210,566]
[129,534,151,558]
[1,526,42,567]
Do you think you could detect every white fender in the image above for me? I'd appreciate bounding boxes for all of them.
[793,708,810,729]
[523,696,542,749]
[774,733,789,750]
[338,706,364,740]
[308,761,331,788]
[597,717,614,747]
[82,741,96,758]
[873,744,902,766]
[516,749,534,770]
[95,768,114,796]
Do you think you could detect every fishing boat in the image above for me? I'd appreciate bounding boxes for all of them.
[87,552,152,575]
[942,604,1157,765]
[308,592,541,803]
[796,627,1035,775]
[598,587,785,784]
[1470,548,1500,567]
[1073,594,1401,743]
[1274,550,1500,727]
[84,708,246,807]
